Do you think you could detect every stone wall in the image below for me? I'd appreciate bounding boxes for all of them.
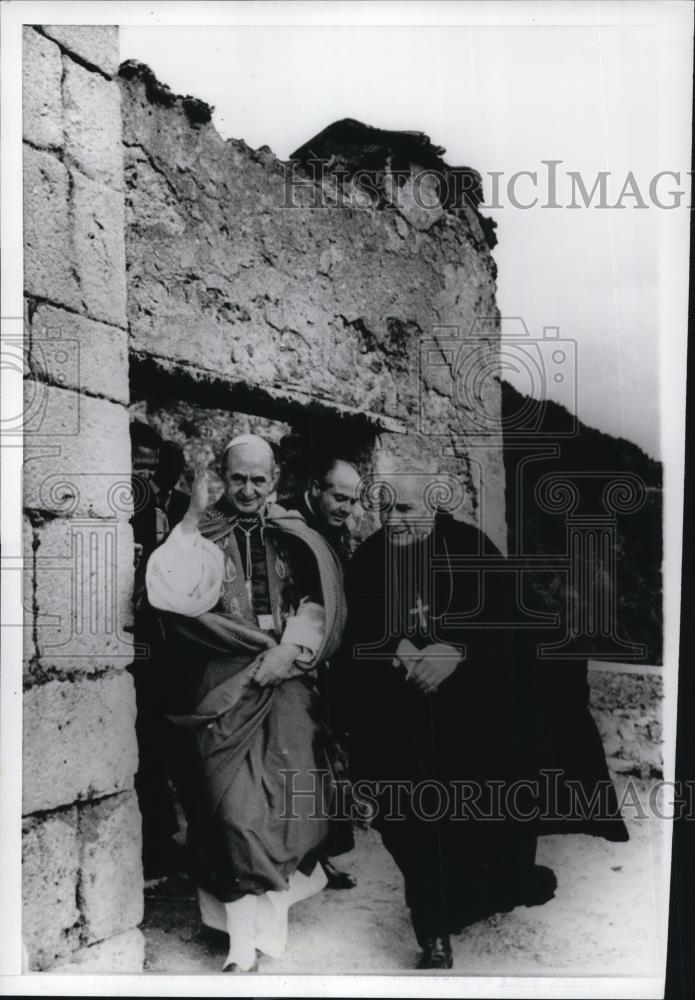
[22,25,143,972]
[588,663,663,780]
[118,63,507,550]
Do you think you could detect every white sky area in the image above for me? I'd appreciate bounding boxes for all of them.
[120,19,691,460]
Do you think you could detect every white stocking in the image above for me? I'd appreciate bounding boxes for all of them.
[223,894,258,971]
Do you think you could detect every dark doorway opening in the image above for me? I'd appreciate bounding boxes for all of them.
[127,359,383,890]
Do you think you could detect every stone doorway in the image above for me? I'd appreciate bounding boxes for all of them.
[128,362,380,523]
[127,362,383,882]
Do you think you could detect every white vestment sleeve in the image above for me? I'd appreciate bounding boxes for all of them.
[280,598,325,664]
[145,522,224,616]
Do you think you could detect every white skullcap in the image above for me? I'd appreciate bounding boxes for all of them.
[224,433,274,456]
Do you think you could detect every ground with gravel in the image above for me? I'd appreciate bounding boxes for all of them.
[142,781,666,977]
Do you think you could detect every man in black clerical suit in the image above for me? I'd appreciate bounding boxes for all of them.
[130,423,190,877]
[282,457,361,569]
[283,456,362,890]
[339,470,558,969]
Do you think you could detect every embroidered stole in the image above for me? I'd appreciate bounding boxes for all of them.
[216,525,290,639]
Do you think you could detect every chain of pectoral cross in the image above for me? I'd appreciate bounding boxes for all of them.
[396,535,454,631]
[234,517,264,606]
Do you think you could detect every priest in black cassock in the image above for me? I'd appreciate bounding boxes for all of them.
[282,456,362,890]
[282,457,361,570]
[129,426,190,878]
[339,469,557,970]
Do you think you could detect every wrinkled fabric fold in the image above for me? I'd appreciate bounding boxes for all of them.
[148,507,347,903]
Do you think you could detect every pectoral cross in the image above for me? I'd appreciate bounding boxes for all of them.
[409,595,430,630]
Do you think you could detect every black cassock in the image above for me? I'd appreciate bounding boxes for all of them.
[338,513,625,943]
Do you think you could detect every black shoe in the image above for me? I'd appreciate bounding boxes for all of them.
[321,857,357,890]
[416,936,453,970]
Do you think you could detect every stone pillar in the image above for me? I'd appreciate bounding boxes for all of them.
[22,25,144,972]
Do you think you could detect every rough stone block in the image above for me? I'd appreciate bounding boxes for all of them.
[30,303,129,403]
[53,929,145,974]
[63,59,123,189]
[71,170,127,327]
[588,666,663,714]
[40,25,119,78]
[23,28,63,149]
[596,714,622,759]
[23,383,132,518]
[23,146,80,309]
[22,672,138,814]
[78,792,144,944]
[588,668,664,777]
[33,517,134,675]
[22,809,80,970]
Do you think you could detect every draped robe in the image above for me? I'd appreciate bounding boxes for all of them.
[146,502,346,902]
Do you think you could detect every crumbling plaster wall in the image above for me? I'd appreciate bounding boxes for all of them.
[22,25,143,972]
[119,63,507,550]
